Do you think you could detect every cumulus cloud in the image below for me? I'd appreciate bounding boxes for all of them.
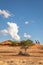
[25,21,29,24]
[0,22,20,41]
[0,10,11,18]
[24,33,31,38]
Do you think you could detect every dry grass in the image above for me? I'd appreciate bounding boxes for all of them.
[0,45,43,65]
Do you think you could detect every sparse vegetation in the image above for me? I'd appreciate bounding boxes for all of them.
[0,39,43,65]
[5,39,34,56]
[18,39,33,56]
[7,39,33,47]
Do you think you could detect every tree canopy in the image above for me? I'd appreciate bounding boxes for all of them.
[20,39,33,46]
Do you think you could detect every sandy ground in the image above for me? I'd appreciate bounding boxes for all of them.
[0,56,43,65]
[0,46,43,65]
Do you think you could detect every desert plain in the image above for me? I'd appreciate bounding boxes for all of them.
[0,41,43,65]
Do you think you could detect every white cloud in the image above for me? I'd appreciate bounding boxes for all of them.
[25,21,29,24]
[24,33,31,38]
[0,10,11,18]
[0,22,20,41]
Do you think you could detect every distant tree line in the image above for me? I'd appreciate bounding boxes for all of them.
[8,39,34,46]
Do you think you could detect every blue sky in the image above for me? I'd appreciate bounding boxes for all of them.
[0,0,43,44]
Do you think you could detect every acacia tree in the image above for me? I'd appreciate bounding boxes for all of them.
[19,39,33,55]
